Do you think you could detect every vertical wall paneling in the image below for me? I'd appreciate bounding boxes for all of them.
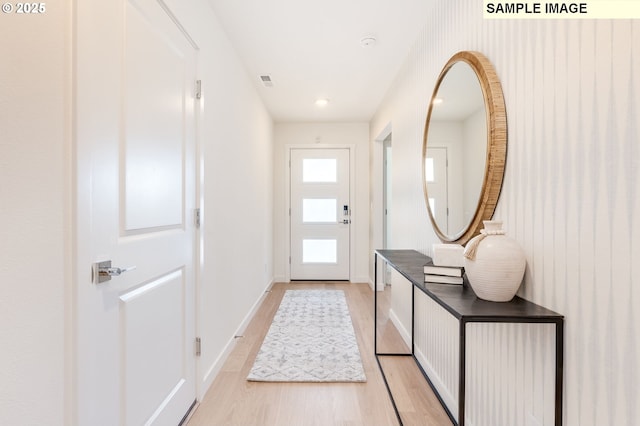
[370,1,639,423]
[414,291,460,420]
[464,323,555,426]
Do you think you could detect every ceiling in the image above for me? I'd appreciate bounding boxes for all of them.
[206,0,435,123]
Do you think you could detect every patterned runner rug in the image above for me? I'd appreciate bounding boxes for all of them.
[247,289,366,382]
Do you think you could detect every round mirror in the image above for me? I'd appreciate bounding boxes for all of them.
[422,51,506,245]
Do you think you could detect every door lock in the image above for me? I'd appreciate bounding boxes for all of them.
[342,205,350,224]
[92,260,137,284]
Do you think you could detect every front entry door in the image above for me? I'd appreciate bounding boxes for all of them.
[290,148,350,280]
[75,0,197,424]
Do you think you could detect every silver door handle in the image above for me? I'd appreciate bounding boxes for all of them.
[93,260,137,284]
[102,266,137,276]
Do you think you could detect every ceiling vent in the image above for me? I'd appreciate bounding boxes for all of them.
[259,75,273,88]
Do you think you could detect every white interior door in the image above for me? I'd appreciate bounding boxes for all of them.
[75,0,198,424]
[425,147,449,234]
[290,148,350,280]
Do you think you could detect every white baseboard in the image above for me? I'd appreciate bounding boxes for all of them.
[198,279,274,399]
[368,278,386,292]
[272,275,371,284]
[351,275,370,284]
[414,346,458,422]
[388,308,412,349]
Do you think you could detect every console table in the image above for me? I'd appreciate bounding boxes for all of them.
[374,249,564,426]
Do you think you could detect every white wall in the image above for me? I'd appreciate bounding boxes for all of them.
[0,3,71,425]
[370,1,639,424]
[159,0,275,397]
[274,123,369,283]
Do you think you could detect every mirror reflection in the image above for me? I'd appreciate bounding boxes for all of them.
[424,61,487,238]
[375,266,412,355]
[423,51,506,246]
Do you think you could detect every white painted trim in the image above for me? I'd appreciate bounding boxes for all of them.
[198,279,274,399]
[375,122,393,142]
[194,69,205,401]
[367,279,376,291]
[388,308,412,349]
[351,275,370,284]
[370,123,392,283]
[272,275,288,283]
[414,347,459,421]
[285,144,357,282]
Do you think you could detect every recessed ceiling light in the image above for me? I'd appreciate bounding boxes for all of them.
[432,98,444,105]
[360,36,377,48]
[315,98,329,107]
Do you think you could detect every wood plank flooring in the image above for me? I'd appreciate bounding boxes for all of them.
[187,282,452,426]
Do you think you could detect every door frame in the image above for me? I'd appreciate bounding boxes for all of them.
[383,135,392,251]
[373,123,392,291]
[285,144,356,282]
[382,134,392,287]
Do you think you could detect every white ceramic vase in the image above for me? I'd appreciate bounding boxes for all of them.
[463,220,526,302]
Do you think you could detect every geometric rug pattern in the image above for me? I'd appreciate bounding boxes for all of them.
[247,289,366,382]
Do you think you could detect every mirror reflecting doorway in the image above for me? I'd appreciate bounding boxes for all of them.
[383,134,392,286]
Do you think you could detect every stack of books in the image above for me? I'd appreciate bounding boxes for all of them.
[423,260,464,285]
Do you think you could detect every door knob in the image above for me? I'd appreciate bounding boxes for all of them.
[92,260,136,284]
[102,266,136,276]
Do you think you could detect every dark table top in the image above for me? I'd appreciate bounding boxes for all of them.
[375,249,563,322]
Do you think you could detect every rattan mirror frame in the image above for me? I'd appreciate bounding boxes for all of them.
[422,51,507,246]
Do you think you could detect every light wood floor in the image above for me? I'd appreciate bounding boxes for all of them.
[187,282,452,426]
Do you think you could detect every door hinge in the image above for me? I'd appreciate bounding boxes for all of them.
[195,80,202,99]
[195,337,201,356]
[194,208,201,228]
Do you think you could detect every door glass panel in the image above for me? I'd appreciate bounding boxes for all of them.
[425,158,435,182]
[303,159,337,182]
[303,199,337,223]
[303,239,337,263]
